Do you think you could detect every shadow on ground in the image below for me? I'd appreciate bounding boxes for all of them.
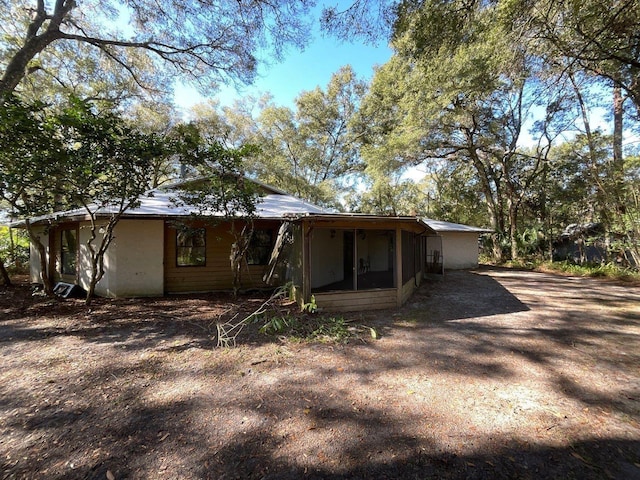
[1,268,640,479]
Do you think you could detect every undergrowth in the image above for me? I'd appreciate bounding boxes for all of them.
[257,314,376,344]
[538,261,640,282]
[498,259,640,283]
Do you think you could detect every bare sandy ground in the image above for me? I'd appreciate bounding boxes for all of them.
[1,266,639,479]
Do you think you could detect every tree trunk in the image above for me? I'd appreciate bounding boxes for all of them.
[612,83,626,213]
[0,257,11,286]
[84,218,115,306]
[508,200,519,261]
[0,30,62,94]
[0,0,71,93]
[24,220,54,295]
[613,84,624,171]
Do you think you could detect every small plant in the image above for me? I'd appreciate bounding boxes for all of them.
[257,311,380,344]
[301,295,317,313]
[259,315,300,335]
[309,316,350,343]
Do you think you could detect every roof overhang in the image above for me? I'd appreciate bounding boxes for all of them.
[422,218,493,233]
[292,213,438,235]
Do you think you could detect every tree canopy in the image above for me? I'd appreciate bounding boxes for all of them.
[1,0,639,272]
[0,0,318,97]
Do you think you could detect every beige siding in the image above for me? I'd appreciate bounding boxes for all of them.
[29,226,49,284]
[440,232,481,269]
[106,219,164,297]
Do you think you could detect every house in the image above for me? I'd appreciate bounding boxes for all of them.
[422,218,492,270]
[16,180,488,311]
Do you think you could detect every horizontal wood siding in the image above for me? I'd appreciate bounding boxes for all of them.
[313,289,397,312]
[164,220,278,293]
[401,274,420,305]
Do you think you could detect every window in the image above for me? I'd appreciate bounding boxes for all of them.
[247,229,273,265]
[60,228,77,276]
[176,228,206,266]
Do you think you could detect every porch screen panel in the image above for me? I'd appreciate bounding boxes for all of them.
[311,228,395,292]
[402,231,418,284]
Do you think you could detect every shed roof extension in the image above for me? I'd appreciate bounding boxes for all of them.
[423,218,492,233]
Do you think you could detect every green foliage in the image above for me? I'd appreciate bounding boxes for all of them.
[0,95,63,218]
[0,1,315,96]
[539,261,640,283]
[0,226,28,272]
[225,66,367,209]
[301,295,318,314]
[522,0,640,113]
[259,314,355,344]
[0,93,168,297]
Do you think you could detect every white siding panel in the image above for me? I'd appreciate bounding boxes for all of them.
[109,220,164,296]
[441,232,480,269]
[29,226,48,284]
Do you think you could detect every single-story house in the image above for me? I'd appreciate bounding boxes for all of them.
[422,218,492,270]
[14,180,489,311]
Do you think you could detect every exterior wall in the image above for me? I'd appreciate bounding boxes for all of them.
[310,228,344,289]
[77,221,101,293]
[164,220,280,293]
[401,273,422,305]
[106,219,165,297]
[440,231,481,269]
[312,275,421,312]
[313,289,397,312]
[29,226,49,284]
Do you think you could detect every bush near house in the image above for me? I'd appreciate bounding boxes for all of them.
[0,226,29,273]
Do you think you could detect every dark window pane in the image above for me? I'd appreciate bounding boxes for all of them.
[247,229,273,265]
[176,228,206,266]
[61,229,77,276]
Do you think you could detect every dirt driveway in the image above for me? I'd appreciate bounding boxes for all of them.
[1,267,640,479]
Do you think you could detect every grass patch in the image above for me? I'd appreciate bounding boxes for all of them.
[534,261,640,283]
[485,259,640,283]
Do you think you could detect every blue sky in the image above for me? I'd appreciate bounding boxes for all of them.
[174,34,393,111]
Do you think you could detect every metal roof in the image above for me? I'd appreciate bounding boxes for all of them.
[299,213,438,234]
[9,182,329,226]
[422,218,492,233]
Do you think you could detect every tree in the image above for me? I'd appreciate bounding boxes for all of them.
[354,0,594,260]
[0,94,163,299]
[358,59,529,258]
[238,66,367,208]
[58,98,163,303]
[520,0,640,115]
[0,94,65,294]
[169,123,261,296]
[0,0,316,96]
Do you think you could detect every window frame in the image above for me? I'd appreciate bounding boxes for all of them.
[246,229,274,266]
[176,227,207,267]
[60,226,78,277]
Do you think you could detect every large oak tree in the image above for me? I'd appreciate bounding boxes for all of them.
[0,0,317,95]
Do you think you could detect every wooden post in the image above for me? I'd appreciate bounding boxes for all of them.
[302,220,311,304]
[396,226,403,308]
